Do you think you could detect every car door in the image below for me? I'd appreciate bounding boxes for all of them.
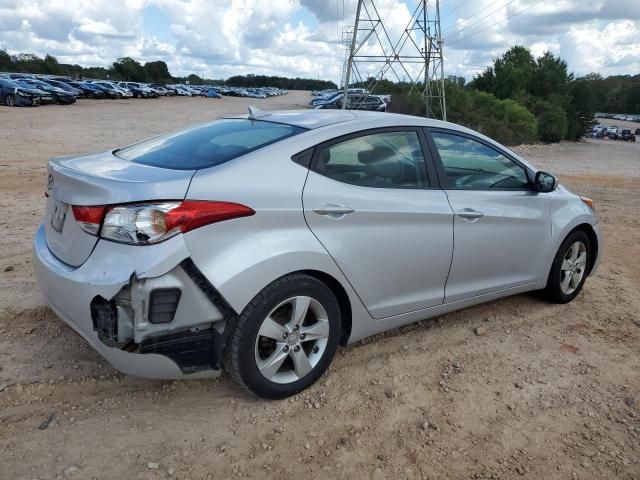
[426,129,551,303]
[302,128,454,319]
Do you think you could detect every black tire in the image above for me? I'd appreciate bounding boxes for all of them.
[543,230,591,304]
[224,273,342,399]
[5,94,15,106]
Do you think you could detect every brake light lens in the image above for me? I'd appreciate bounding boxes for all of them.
[72,205,106,235]
[97,201,254,244]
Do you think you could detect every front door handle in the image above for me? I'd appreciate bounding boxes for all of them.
[312,204,355,218]
[456,208,484,221]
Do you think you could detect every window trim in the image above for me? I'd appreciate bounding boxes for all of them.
[423,127,535,191]
[307,126,439,189]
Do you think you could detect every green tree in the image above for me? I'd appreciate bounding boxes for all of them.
[493,46,535,103]
[566,79,595,140]
[43,54,64,75]
[529,52,572,102]
[112,57,144,81]
[533,100,567,142]
[143,61,172,83]
[0,49,13,71]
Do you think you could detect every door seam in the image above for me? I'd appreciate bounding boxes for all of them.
[300,170,374,320]
[441,189,456,304]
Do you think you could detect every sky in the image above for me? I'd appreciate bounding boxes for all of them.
[0,0,639,82]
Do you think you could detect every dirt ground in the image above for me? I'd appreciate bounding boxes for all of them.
[0,93,639,480]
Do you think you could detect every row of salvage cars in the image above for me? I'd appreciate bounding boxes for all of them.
[310,88,390,112]
[0,72,289,106]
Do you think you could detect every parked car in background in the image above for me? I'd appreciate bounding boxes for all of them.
[65,81,106,99]
[206,88,221,99]
[315,93,387,112]
[20,79,75,104]
[41,79,84,98]
[88,82,121,99]
[173,85,193,96]
[91,81,133,99]
[12,80,55,104]
[148,84,169,96]
[619,129,636,142]
[0,78,41,106]
[118,82,157,98]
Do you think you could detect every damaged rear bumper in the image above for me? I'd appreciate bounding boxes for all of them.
[33,224,233,379]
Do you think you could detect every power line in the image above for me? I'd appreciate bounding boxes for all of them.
[442,0,509,36]
[446,0,547,47]
[440,0,474,21]
[443,0,519,41]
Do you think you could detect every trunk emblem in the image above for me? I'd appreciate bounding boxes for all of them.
[47,174,54,190]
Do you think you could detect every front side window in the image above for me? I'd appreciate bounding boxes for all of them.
[116,119,305,170]
[431,132,529,189]
[315,130,428,188]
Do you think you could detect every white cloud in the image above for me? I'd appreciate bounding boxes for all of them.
[0,0,638,82]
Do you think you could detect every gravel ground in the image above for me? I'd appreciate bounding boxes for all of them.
[0,94,639,480]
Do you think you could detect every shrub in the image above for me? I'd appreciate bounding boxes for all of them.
[533,101,568,143]
[388,90,537,146]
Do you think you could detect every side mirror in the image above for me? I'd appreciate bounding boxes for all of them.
[534,171,557,193]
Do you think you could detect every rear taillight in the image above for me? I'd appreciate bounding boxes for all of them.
[72,205,106,235]
[73,201,254,244]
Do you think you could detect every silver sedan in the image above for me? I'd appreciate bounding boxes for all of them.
[34,109,601,398]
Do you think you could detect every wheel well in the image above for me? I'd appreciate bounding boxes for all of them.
[568,223,598,275]
[300,270,352,345]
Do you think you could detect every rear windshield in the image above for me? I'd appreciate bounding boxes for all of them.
[115,119,305,170]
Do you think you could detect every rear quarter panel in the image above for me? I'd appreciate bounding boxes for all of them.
[183,136,369,319]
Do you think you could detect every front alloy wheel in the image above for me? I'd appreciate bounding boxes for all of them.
[544,230,591,303]
[225,273,341,399]
[5,94,15,106]
[559,241,587,295]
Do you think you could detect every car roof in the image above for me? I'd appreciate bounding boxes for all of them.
[228,109,463,130]
[227,109,540,173]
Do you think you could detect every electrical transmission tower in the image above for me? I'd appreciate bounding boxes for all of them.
[342,0,446,120]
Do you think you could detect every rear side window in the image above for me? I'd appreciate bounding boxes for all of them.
[314,130,428,188]
[116,119,305,170]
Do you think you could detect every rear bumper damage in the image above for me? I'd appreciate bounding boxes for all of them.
[33,224,234,379]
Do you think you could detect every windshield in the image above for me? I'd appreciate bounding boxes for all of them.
[115,119,306,170]
[15,81,35,89]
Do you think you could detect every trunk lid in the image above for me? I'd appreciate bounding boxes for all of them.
[44,150,195,267]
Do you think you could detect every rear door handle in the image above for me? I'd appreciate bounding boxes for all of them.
[312,204,355,218]
[456,208,484,221]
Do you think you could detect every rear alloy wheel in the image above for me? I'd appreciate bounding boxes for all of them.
[5,94,15,106]
[254,296,330,384]
[225,274,341,399]
[544,230,591,303]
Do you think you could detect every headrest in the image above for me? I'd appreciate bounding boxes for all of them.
[319,148,331,168]
[358,145,395,165]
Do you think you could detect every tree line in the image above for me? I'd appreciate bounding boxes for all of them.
[0,50,337,91]
[368,46,640,145]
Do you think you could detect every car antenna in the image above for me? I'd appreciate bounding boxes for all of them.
[248,106,270,120]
